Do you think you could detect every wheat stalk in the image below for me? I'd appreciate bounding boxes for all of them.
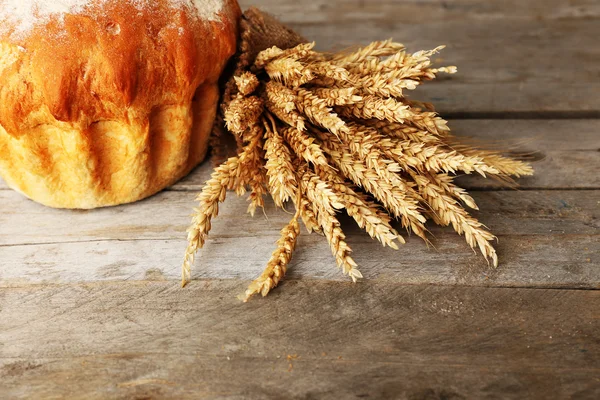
[241,200,301,302]
[263,115,298,207]
[318,166,403,248]
[299,165,362,280]
[409,171,498,266]
[281,125,329,167]
[183,156,239,287]
[184,39,533,299]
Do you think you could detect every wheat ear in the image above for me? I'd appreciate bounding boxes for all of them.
[183,128,263,287]
[183,156,239,287]
[241,197,301,302]
[185,39,534,296]
[300,166,362,280]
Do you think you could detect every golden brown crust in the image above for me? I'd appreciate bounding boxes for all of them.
[0,0,241,208]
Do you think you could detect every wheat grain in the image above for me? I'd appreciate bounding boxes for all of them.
[379,138,500,176]
[310,61,352,82]
[183,156,239,287]
[427,173,479,210]
[405,99,437,112]
[295,88,349,136]
[300,166,362,280]
[280,42,318,62]
[295,192,322,234]
[362,120,440,144]
[352,73,416,98]
[315,129,428,240]
[224,96,264,135]
[263,116,298,207]
[409,171,498,266]
[234,125,266,195]
[264,81,307,131]
[313,87,362,106]
[448,142,535,177]
[241,208,301,302]
[255,43,318,70]
[266,57,314,88]
[183,125,265,286]
[332,39,406,66]
[281,125,329,166]
[254,46,286,69]
[246,165,268,216]
[339,96,412,123]
[234,71,260,96]
[403,109,451,136]
[318,166,403,248]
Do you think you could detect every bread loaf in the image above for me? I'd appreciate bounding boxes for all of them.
[0,0,240,208]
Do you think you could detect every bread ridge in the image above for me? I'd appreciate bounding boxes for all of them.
[0,0,241,208]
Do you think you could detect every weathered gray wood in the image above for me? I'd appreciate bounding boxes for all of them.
[1,189,598,288]
[171,119,600,191]
[236,1,600,114]
[1,120,598,193]
[1,282,598,399]
[0,2,598,397]
[240,0,600,22]
[1,235,597,289]
[2,188,598,245]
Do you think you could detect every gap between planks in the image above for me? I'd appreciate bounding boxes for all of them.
[1,281,598,399]
[440,111,600,120]
[1,279,599,292]
[235,1,600,114]
[1,120,598,191]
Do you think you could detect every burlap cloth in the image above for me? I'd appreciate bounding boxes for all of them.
[210,8,308,164]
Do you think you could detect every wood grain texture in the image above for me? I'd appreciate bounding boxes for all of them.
[236,0,600,114]
[1,1,599,398]
[161,120,600,192]
[1,120,598,193]
[2,187,598,245]
[174,119,600,191]
[239,0,600,22]
[1,233,597,289]
[1,188,598,288]
[1,282,598,400]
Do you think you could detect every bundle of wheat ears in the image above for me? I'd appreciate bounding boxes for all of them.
[182,10,533,301]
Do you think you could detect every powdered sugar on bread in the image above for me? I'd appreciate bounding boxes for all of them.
[0,0,225,39]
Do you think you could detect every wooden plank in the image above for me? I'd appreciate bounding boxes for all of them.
[1,235,596,289]
[2,188,598,245]
[0,4,597,398]
[4,119,589,192]
[1,282,598,399]
[237,1,600,113]
[170,119,600,191]
[1,189,598,288]
[1,120,598,193]
[240,0,600,23]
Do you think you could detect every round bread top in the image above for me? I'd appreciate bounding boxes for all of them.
[0,0,241,135]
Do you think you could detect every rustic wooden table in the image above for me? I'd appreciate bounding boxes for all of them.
[1,1,599,399]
